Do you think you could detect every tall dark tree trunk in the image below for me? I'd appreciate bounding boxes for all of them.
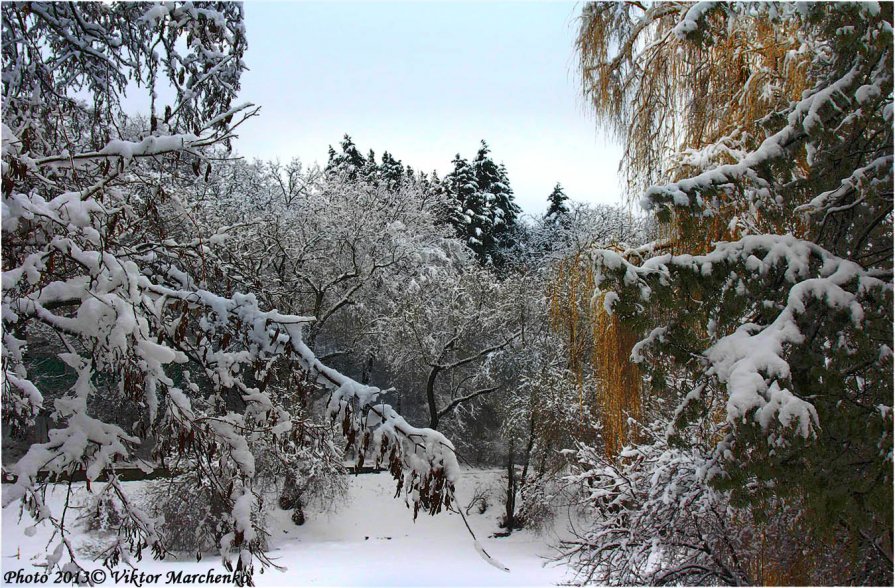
[360,352,375,385]
[504,438,516,533]
[426,365,442,430]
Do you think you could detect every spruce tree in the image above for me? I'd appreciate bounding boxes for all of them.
[466,141,520,265]
[325,134,367,180]
[380,151,405,191]
[470,142,501,260]
[362,148,379,184]
[445,153,491,260]
[492,161,520,245]
[544,182,570,226]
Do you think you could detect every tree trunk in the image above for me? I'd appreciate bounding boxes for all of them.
[361,352,375,385]
[426,365,442,430]
[519,413,537,501]
[504,438,516,533]
[305,291,325,350]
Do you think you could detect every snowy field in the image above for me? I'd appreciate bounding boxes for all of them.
[2,469,572,586]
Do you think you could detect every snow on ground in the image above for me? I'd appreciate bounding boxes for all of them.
[2,469,573,586]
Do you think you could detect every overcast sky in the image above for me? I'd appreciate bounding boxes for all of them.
[230,1,625,215]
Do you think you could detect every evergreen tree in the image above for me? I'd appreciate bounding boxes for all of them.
[363,148,380,184]
[571,2,893,582]
[326,137,413,193]
[472,141,503,200]
[536,182,573,258]
[380,151,405,191]
[445,154,487,257]
[544,182,570,226]
[491,161,521,253]
[443,141,521,266]
[325,134,367,180]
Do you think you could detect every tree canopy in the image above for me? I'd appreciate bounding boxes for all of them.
[565,2,893,584]
[1,3,458,579]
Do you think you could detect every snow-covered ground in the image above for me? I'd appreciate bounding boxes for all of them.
[2,469,573,586]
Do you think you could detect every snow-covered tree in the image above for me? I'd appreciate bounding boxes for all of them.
[379,151,406,191]
[513,202,651,270]
[544,183,570,227]
[558,425,873,586]
[444,153,487,257]
[570,2,893,582]
[2,3,459,579]
[473,142,520,262]
[325,137,409,192]
[172,154,467,521]
[325,134,368,181]
[443,142,521,266]
[376,264,523,433]
[203,166,452,356]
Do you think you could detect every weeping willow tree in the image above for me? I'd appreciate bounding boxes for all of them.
[548,252,641,458]
[580,1,814,252]
[568,2,892,584]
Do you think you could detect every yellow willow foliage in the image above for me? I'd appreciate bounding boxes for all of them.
[578,3,811,201]
[658,208,740,256]
[592,292,642,459]
[660,200,810,256]
[680,17,811,152]
[579,4,813,256]
[548,253,641,458]
[548,254,594,396]
[579,3,813,257]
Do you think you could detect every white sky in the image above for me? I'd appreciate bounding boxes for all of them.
[229,2,626,215]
